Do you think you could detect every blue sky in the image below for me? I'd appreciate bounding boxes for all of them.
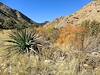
[0,0,92,23]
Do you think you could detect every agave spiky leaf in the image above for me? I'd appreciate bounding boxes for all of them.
[6,29,42,54]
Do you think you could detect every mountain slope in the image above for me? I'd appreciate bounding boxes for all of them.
[0,2,46,29]
[44,1,100,28]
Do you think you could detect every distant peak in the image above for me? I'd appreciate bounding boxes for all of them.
[0,2,4,5]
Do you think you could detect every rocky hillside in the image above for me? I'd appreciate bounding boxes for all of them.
[44,1,100,28]
[0,2,47,29]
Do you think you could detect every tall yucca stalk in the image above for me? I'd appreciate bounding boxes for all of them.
[6,29,42,54]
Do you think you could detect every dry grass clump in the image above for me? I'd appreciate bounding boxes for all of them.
[0,46,100,75]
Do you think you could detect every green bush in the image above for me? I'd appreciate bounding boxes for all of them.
[81,20,100,36]
[3,19,16,29]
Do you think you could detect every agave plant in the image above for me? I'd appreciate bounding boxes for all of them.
[6,29,42,54]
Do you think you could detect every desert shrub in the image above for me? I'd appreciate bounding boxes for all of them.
[15,24,28,30]
[6,29,42,54]
[3,19,16,29]
[47,28,59,43]
[81,20,100,37]
[58,20,100,51]
[0,19,4,24]
[56,25,86,50]
[57,20,100,50]
[37,26,59,43]
[0,19,5,29]
[0,19,30,29]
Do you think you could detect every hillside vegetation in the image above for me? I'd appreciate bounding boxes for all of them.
[0,0,100,75]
